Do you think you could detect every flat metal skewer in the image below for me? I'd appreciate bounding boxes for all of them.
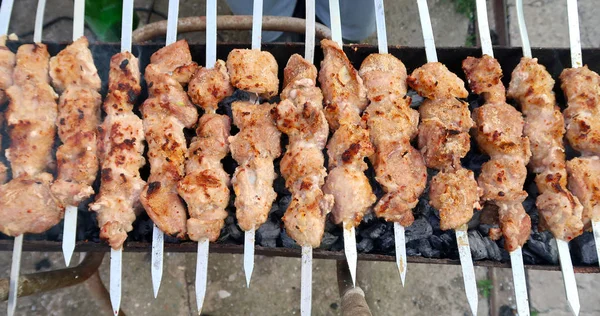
[7,0,42,314]
[195,0,217,313]
[327,0,358,288]
[151,0,180,298]
[372,0,408,287]
[243,0,264,288]
[475,0,531,314]
[108,0,135,314]
[415,1,478,313]
[62,0,86,267]
[300,1,316,315]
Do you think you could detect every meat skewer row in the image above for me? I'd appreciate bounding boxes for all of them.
[273,54,333,249]
[139,39,199,239]
[560,67,600,235]
[360,53,427,229]
[408,63,481,231]
[179,59,233,243]
[508,58,584,241]
[0,43,61,236]
[89,51,145,250]
[462,55,532,252]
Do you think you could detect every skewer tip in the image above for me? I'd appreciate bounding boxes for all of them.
[510,247,530,316]
[8,234,23,316]
[62,205,78,267]
[393,223,406,287]
[151,224,164,298]
[196,240,209,315]
[110,248,122,316]
[591,220,600,269]
[342,223,357,287]
[244,229,255,288]
[556,239,580,316]
[300,246,313,316]
[455,227,478,316]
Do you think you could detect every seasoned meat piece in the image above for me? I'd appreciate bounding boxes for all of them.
[229,101,281,231]
[0,44,15,104]
[463,55,531,250]
[188,60,234,111]
[508,57,583,241]
[560,66,600,156]
[0,173,63,236]
[178,114,231,242]
[12,43,51,85]
[363,95,419,151]
[319,39,368,130]
[430,168,481,231]
[107,52,141,96]
[359,53,408,100]
[567,157,600,229]
[407,62,468,99]
[226,49,279,98]
[274,56,334,247]
[49,37,101,93]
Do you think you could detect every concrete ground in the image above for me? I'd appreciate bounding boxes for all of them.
[1,0,600,315]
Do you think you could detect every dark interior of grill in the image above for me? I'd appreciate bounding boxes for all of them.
[1,42,599,267]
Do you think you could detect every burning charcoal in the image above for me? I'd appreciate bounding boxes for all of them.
[467,211,480,230]
[416,197,435,218]
[407,90,425,108]
[164,234,179,243]
[359,220,387,239]
[428,214,441,233]
[405,217,432,243]
[361,211,376,225]
[260,238,277,248]
[468,231,488,261]
[330,237,344,252]
[325,219,338,233]
[227,223,243,242]
[416,239,440,258]
[131,217,153,242]
[526,231,558,264]
[357,238,374,253]
[268,203,283,217]
[273,175,288,195]
[462,151,488,176]
[572,232,598,265]
[375,227,395,252]
[406,245,420,256]
[45,224,63,242]
[280,230,300,249]
[429,235,443,251]
[483,237,503,261]
[478,224,494,236]
[521,247,538,265]
[278,195,292,213]
[257,219,281,247]
[319,232,339,250]
[523,196,536,214]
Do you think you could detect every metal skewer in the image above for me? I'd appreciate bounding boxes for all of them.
[327,0,358,288]
[243,0,264,288]
[372,0,408,287]
[195,0,217,313]
[415,2,479,314]
[299,1,316,315]
[475,0,530,315]
[108,0,136,314]
[62,0,86,268]
[152,0,180,298]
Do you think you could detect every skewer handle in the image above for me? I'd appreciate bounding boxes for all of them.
[34,0,47,43]
[566,0,582,68]
[110,248,122,315]
[63,205,78,266]
[342,223,357,287]
[515,0,532,58]
[166,0,180,45]
[121,0,135,53]
[300,246,313,316]
[205,0,217,67]
[304,0,316,64]
[73,0,85,40]
[416,0,437,62]
[328,0,342,46]
[373,0,387,54]
[251,0,263,50]
[475,0,493,57]
[0,0,15,36]
[7,235,23,316]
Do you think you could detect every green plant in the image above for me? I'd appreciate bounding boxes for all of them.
[477,279,493,298]
[449,0,476,18]
[531,309,539,316]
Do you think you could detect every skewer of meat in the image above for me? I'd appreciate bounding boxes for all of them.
[319,0,376,287]
[138,0,198,297]
[508,2,583,315]
[359,0,427,287]
[1,1,61,315]
[226,0,281,287]
[410,1,480,313]
[50,0,101,267]
[87,0,142,313]
[272,1,332,313]
[177,0,233,312]
[0,20,15,186]
[463,1,532,315]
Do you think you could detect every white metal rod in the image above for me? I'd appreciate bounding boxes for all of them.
[456,228,477,316]
[251,0,263,50]
[343,224,357,287]
[151,224,164,298]
[510,248,530,316]
[121,0,135,53]
[33,0,47,43]
[196,239,209,314]
[7,235,23,316]
[244,229,255,287]
[166,0,180,45]
[300,246,313,316]
[373,0,387,54]
[394,223,406,286]
[515,0,532,58]
[206,0,217,67]
[304,0,315,64]
[0,0,15,36]
[566,0,582,68]
[110,248,123,315]
[62,205,77,266]
[557,239,580,316]
[73,0,85,40]
[475,0,493,57]
[328,0,342,46]
[416,0,437,62]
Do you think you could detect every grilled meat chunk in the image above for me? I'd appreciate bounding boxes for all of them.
[226,49,279,98]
